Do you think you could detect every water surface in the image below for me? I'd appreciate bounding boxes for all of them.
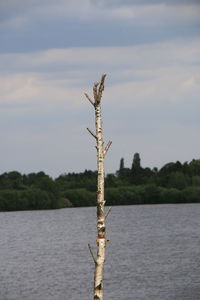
[0,204,200,300]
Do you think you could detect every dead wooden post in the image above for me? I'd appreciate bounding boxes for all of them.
[85,74,112,300]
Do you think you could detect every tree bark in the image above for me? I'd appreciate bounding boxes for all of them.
[85,74,111,300]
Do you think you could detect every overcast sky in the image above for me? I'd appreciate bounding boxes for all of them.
[0,0,200,177]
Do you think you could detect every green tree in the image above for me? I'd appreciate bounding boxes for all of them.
[36,176,60,208]
[189,159,200,176]
[131,153,141,171]
[192,176,200,186]
[168,172,187,190]
[119,157,124,170]
[116,158,130,180]
[0,172,24,190]
[105,174,118,187]
[131,153,143,184]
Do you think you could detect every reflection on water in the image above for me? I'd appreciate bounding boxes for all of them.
[0,204,200,300]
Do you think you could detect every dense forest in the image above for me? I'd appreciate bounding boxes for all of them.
[0,153,200,211]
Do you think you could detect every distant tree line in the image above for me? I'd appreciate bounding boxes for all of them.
[0,172,61,211]
[0,154,200,211]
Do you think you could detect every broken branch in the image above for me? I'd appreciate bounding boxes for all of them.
[105,207,112,219]
[96,74,106,103]
[98,74,106,95]
[84,93,95,107]
[104,141,112,156]
[87,128,97,140]
[93,82,99,103]
[88,243,97,264]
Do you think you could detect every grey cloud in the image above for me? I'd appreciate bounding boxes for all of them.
[1,18,199,54]
[95,0,200,7]
[0,0,199,54]
[0,0,200,176]
[0,39,199,75]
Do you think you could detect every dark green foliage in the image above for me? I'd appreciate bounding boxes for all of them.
[119,158,125,171]
[167,172,188,190]
[131,153,143,184]
[62,189,96,207]
[117,158,127,180]
[0,171,60,211]
[192,176,200,186]
[131,153,141,171]
[189,160,200,176]
[106,186,143,205]
[0,155,200,211]
[105,174,118,187]
[184,186,200,203]
[55,170,97,191]
[0,171,25,190]
[0,189,51,211]
[22,171,47,186]
[160,188,185,203]
[35,176,60,208]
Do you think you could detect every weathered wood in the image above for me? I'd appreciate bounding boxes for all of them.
[85,74,111,300]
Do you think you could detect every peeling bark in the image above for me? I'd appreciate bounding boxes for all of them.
[85,74,111,300]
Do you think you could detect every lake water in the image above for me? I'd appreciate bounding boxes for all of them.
[0,204,200,300]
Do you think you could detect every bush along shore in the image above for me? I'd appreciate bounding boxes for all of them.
[0,154,200,211]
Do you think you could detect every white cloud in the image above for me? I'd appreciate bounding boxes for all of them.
[0,73,85,113]
[0,38,199,108]
[110,3,200,23]
[1,38,199,70]
[0,74,39,102]
[30,2,200,23]
[0,37,199,175]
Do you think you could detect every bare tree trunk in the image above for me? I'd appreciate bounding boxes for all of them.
[85,74,112,300]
